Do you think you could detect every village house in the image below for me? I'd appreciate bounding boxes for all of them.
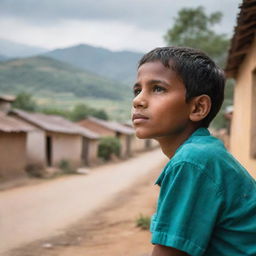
[78,117,135,158]
[225,0,256,178]
[0,112,34,181]
[9,109,100,168]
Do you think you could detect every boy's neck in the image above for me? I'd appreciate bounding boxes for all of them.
[156,126,198,159]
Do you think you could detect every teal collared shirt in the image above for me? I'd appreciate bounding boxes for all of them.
[151,128,256,256]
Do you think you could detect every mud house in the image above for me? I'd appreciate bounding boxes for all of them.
[10,109,100,168]
[78,117,135,158]
[225,0,256,178]
[0,112,34,181]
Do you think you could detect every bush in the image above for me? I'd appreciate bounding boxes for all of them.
[98,136,121,161]
[58,159,76,174]
[25,163,46,178]
[136,214,151,230]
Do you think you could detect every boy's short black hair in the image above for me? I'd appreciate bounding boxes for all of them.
[138,46,225,128]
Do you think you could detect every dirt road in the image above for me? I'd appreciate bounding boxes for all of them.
[0,149,166,255]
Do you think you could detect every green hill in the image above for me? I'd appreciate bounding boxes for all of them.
[44,44,143,84]
[0,56,130,100]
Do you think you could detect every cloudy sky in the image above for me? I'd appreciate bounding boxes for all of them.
[0,0,242,52]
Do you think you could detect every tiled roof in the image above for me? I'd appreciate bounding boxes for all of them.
[87,117,135,135]
[0,95,16,102]
[225,0,256,78]
[10,109,100,139]
[0,112,34,133]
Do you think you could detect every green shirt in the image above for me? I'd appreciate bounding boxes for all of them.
[150,128,256,256]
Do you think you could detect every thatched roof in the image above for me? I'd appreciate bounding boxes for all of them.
[0,112,34,133]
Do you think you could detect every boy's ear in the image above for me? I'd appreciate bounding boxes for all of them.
[189,95,211,122]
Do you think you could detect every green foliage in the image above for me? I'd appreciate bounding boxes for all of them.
[40,107,71,118]
[36,102,108,121]
[0,56,127,100]
[69,103,109,121]
[164,6,230,67]
[69,103,92,121]
[98,136,121,161]
[58,159,76,174]
[136,214,151,230]
[90,109,108,120]
[13,92,38,112]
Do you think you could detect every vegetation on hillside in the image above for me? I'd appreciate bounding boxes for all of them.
[45,44,143,84]
[0,56,129,100]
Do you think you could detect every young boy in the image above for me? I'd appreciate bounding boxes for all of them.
[131,47,256,256]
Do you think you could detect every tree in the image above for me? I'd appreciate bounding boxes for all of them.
[91,109,108,120]
[69,103,109,121]
[164,6,230,67]
[70,103,91,121]
[13,92,38,112]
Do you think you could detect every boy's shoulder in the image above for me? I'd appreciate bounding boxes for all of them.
[162,128,255,197]
[171,128,227,169]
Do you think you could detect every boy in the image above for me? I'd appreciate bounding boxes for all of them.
[131,47,256,256]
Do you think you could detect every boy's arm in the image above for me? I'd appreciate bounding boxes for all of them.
[152,245,190,256]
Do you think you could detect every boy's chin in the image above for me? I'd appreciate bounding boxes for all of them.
[135,131,153,140]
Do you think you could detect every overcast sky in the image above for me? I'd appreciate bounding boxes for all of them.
[0,0,242,52]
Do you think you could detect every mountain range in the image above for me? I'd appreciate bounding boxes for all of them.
[0,39,143,84]
[44,44,143,84]
[0,39,143,105]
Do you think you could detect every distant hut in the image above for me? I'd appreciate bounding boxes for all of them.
[78,117,135,158]
[225,0,256,178]
[0,112,34,181]
[10,109,100,168]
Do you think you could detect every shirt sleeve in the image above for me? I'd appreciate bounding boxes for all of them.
[150,162,223,256]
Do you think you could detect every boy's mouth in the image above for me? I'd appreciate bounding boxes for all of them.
[132,113,149,124]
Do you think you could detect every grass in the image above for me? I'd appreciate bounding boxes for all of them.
[136,214,151,230]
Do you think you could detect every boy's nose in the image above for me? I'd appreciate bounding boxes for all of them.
[133,93,148,108]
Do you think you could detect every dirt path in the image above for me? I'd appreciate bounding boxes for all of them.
[0,149,167,255]
[8,153,163,256]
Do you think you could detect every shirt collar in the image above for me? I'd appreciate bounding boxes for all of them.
[175,127,210,154]
[154,128,210,186]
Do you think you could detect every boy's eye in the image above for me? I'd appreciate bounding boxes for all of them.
[153,85,166,93]
[133,88,141,96]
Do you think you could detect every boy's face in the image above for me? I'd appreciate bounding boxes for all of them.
[131,61,192,139]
